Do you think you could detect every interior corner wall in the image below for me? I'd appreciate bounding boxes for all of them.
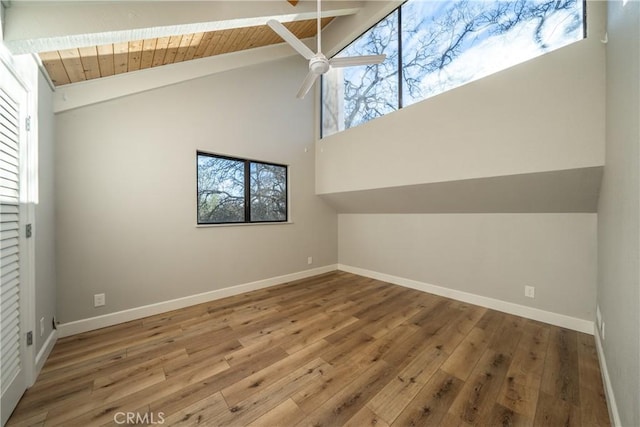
[54,55,337,324]
[324,2,604,328]
[316,1,606,195]
[597,1,640,426]
[338,213,597,322]
[34,68,56,353]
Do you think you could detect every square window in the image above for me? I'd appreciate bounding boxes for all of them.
[197,152,288,224]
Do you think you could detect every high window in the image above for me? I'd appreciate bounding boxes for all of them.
[197,152,288,224]
[322,0,585,137]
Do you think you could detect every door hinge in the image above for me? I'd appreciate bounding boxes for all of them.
[25,116,31,132]
[26,331,33,346]
[25,223,32,238]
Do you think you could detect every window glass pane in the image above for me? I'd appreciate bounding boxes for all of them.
[197,154,245,223]
[322,0,584,137]
[322,10,399,137]
[401,0,584,107]
[250,162,287,222]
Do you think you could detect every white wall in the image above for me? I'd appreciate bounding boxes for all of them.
[597,1,640,425]
[339,214,597,323]
[55,56,337,324]
[320,2,605,335]
[316,1,606,194]
[34,69,56,354]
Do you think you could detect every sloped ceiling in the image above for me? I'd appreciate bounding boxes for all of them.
[1,1,363,86]
[320,167,603,213]
[38,17,333,86]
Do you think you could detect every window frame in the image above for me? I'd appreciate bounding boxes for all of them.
[320,5,403,139]
[196,151,289,226]
[321,0,587,139]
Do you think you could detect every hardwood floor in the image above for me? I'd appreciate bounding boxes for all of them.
[8,271,610,426]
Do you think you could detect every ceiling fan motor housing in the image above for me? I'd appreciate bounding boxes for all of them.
[310,54,330,75]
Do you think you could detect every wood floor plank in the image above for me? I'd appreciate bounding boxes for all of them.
[229,301,318,336]
[92,367,167,402]
[436,304,487,354]
[156,391,228,426]
[280,313,359,354]
[352,286,414,320]
[298,359,397,427]
[320,330,376,366]
[236,311,327,348]
[161,350,231,381]
[93,348,189,389]
[141,303,209,329]
[488,314,526,358]
[216,358,330,426]
[576,332,605,393]
[533,390,582,427]
[3,411,47,427]
[577,333,610,426]
[349,323,420,368]
[247,398,306,427]
[383,300,457,369]
[441,327,491,381]
[390,369,464,427]
[51,319,143,349]
[38,348,128,380]
[6,272,609,427]
[221,340,328,407]
[20,351,184,417]
[147,344,290,419]
[57,344,269,425]
[345,405,390,427]
[8,380,91,424]
[223,337,284,367]
[367,345,447,424]
[360,302,423,339]
[447,348,512,425]
[486,402,533,427]
[475,309,507,336]
[496,321,549,419]
[540,327,581,406]
[291,360,363,414]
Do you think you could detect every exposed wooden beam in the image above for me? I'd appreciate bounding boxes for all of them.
[3,1,363,54]
[51,42,303,113]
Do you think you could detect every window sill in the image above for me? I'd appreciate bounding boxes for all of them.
[196,221,294,228]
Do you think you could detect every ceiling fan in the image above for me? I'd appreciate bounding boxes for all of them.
[267,0,386,99]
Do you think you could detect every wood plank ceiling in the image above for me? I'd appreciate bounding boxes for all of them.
[39,17,332,87]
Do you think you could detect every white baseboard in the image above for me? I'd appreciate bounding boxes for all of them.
[57,263,594,337]
[33,329,57,384]
[594,329,621,427]
[338,264,594,335]
[58,264,338,338]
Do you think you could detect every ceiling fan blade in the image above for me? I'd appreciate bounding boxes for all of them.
[267,19,315,60]
[329,54,387,68]
[296,71,320,99]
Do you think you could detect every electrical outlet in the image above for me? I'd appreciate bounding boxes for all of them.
[307,256,313,265]
[94,293,106,307]
[40,317,44,337]
[524,285,535,298]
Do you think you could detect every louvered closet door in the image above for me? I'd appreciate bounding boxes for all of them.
[0,63,28,426]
